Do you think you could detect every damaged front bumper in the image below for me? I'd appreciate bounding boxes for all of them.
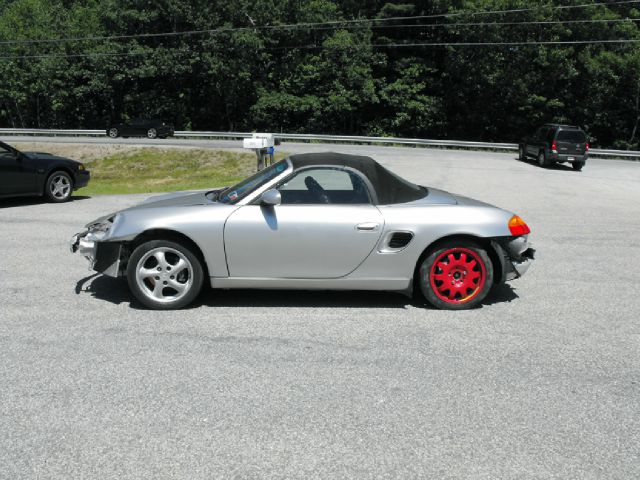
[493,236,536,282]
[70,230,123,277]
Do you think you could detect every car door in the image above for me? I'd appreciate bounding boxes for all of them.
[0,144,37,195]
[128,119,144,136]
[526,127,544,156]
[224,166,384,278]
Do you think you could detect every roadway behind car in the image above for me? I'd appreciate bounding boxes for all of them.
[1,147,639,478]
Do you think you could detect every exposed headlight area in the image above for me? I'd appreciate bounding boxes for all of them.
[70,215,116,260]
[87,216,114,235]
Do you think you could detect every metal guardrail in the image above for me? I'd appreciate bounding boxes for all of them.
[1,128,639,158]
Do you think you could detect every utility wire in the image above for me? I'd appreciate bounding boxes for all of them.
[273,38,640,49]
[1,0,638,45]
[301,17,640,32]
[2,38,640,60]
[0,51,151,60]
[320,17,640,30]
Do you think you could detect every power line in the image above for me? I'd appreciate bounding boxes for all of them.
[310,17,640,31]
[275,39,640,49]
[2,38,639,60]
[1,0,638,46]
[0,51,150,60]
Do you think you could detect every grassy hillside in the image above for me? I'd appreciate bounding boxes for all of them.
[80,149,284,195]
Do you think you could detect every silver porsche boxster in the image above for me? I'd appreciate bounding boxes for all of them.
[71,152,534,310]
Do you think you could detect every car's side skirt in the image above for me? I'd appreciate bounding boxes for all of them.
[210,276,411,292]
[0,191,41,199]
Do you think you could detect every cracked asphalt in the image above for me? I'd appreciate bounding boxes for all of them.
[0,143,639,479]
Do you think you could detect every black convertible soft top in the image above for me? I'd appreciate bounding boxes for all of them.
[288,152,427,205]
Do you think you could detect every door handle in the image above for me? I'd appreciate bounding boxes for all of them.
[356,222,379,231]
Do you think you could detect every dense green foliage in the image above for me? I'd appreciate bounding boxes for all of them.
[1,0,639,148]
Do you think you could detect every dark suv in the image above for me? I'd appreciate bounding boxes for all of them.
[106,118,174,139]
[519,124,589,171]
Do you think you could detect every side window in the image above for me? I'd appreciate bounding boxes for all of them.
[278,168,371,205]
[0,144,15,160]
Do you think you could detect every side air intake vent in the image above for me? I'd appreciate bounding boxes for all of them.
[388,232,413,249]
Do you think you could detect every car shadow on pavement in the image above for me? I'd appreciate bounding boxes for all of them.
[0,195,91,208]
[515,156,576,172]
[483,283,519,305]
[76,273,418,309]
[75,273,132,305]
[198,288,415,309]
[76,273,519,310]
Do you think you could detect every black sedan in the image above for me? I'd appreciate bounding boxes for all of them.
[106,119,174,139]
[0,141,90,202]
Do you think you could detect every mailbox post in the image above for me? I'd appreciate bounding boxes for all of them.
[243,133,275,171]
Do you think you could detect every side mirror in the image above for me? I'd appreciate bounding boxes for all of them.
[260,189,281,206]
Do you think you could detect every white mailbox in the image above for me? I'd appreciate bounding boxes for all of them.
[243,133,274,149]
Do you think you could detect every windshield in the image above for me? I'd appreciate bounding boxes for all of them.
[218,159,289,204]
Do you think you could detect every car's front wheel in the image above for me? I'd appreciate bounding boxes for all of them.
[108,128,119,138]
[418,240,493,310]
[45,171,73,202]
[518,145,525,161]
[147,128,157,139]
[127,240,204,310]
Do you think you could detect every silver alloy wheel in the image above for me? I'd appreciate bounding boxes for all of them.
[135,247,194,304]
[147,128,157,139]
[50,174,71,200]
[108,128,118,138]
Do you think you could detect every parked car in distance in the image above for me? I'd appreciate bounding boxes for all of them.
[71,152,535,311]
[106,119,174,139]
[0,141,90,202]
[519,124,589,171]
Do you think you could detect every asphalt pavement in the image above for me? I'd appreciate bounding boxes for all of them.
[0,144,639,479]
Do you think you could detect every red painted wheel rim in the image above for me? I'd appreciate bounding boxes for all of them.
[429,247,487,304]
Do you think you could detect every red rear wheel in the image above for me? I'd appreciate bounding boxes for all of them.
[419,241,493,310]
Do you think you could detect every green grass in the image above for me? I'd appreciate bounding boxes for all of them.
[81,149,285,195]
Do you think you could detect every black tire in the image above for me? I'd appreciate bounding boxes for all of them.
[107,128,119,138]
[537,150,548,168]
[518,145,526,161]
[44,170,73,202]
[572,162,584,171]
[147,128,157,139]
[127,239,204,310]
[418,240,494,310]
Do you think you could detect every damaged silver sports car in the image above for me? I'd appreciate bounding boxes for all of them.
[71,152,535,310]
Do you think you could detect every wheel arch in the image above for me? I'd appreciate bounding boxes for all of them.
[42,166,75,195]
[412,234,503,288]
[128,228,210,278]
